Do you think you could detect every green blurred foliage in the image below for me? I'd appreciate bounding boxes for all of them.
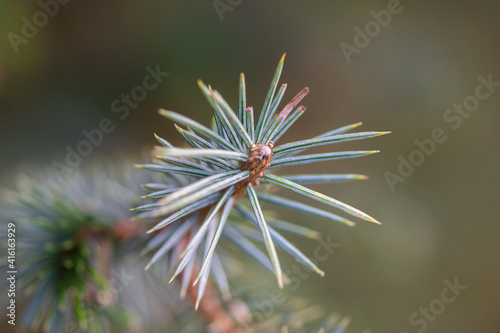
[1,0,499,332]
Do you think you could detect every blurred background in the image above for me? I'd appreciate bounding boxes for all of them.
[1,0,499,332]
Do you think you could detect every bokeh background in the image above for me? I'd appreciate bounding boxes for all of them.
[1,0,500,332]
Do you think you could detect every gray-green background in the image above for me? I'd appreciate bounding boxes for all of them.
[1,1,499,332]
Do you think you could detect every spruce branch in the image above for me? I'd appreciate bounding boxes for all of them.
[137,53,390,307]
[0,155,359,332]
[0,158,153,332]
